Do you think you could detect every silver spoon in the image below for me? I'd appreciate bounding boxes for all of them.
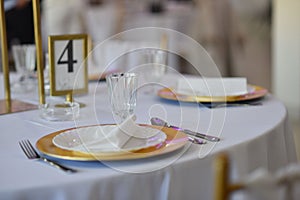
[150,117,220,142]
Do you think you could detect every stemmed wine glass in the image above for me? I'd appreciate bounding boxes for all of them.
[11,44,36,93]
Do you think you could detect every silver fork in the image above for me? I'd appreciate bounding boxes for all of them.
[19,140,77,173]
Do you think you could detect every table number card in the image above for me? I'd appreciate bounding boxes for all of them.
[48,34,88,97]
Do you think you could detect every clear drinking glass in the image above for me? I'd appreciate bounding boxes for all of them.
[106,73,138,123]
[11,44,36,93]
[142,49,167,94]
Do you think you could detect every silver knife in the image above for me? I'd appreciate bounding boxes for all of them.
[150,117,220,142]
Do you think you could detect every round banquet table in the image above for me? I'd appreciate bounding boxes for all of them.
[0,73,297,200]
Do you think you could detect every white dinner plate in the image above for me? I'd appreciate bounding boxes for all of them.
[53,125,167,154]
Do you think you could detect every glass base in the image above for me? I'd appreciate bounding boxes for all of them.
[39,97,80,121]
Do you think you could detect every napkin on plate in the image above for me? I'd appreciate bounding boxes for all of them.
[105,114,159,147]
[53,115,162,153]
[176,77,248,96]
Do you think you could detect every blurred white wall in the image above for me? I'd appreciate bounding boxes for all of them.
[273,0,300,121]
[273,0,300,160]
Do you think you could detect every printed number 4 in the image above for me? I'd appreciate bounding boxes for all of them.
[57,40,77,73]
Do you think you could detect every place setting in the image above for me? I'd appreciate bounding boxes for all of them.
[9,42,237,173]
[29,72,199,170]
[8,36,223,173]
[19,68,227,174]
[157,76,268,108]
[7,38,221,171]
[21,41,232,172]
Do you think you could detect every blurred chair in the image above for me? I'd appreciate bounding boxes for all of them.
[214,153,300,200]
[214,153,244,200]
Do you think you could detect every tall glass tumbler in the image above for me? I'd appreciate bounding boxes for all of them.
[142,49,167,94]
[106,73,138,123]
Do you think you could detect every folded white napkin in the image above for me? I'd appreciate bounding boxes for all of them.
[176,77,248,96]
[53,115,164,153]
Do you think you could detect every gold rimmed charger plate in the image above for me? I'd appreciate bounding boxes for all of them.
[157,85,268,103]
[36,124,188,161]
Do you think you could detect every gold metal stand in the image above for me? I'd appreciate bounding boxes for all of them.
[160,33,168,50]
[32,0,45,105]
[0,0,11,112]
[66,93,73,103]
[0,0,37,115]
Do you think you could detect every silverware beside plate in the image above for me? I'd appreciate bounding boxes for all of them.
[205,101,263,109]
[150,117,220,142]
[19,140,77,173]
[188,136,206,144]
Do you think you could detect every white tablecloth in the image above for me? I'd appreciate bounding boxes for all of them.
[0,74,297,200]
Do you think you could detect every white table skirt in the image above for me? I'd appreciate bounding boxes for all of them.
[0,74,297,200]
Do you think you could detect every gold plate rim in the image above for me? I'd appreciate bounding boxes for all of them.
[157,85,268,103]
[36,124,189,161]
